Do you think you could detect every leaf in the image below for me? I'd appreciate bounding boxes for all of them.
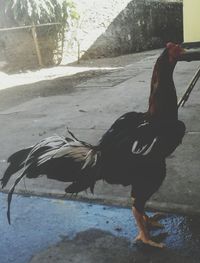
[5,0,79,26]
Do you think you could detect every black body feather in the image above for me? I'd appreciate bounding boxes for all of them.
[1,45,186,223]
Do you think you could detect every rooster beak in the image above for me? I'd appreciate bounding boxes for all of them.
[178,47,200,61]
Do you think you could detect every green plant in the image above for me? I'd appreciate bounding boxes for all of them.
[6,0,79,26]
[5,0,79,65]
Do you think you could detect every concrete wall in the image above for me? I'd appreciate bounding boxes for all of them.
[0,26,62,72]
[78,0,183,59]
[0,0,183,70]
[0,3,38,72]
[0,2,62,72]
[0,30,38,72]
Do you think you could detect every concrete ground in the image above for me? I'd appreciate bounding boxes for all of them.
[1,49,200,262]
[0,49,200,215]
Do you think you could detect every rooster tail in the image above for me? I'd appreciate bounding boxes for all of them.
[65,148,100,194]
[0,147,33,189]
[1,147,33,224]
[82,148,99,170]
[1,131,101,224]
[7,171,26,224]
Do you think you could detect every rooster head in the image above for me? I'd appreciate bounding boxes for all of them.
[166,42,185,63]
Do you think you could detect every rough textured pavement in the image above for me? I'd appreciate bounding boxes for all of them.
[0,49,200,216]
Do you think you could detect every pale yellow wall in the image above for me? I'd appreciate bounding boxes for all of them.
[183,0,200,42]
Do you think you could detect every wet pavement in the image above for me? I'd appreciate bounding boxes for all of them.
[1,192,200,263]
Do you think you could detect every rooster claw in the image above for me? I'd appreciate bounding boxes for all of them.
[147,219,164,229]
[144,213,166,229]
[134,234,165,248]
[151,212,167,220]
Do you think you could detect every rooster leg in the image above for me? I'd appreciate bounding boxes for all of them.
[132,206,165,248]
[143,213,165,229]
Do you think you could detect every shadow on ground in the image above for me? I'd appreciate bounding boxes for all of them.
[30,226,200,263]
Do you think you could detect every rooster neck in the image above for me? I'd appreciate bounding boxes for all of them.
[147,52,178,122]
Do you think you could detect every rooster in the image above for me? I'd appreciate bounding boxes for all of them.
[1,43,188,248]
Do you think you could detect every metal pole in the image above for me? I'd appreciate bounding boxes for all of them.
[178,66,200,108]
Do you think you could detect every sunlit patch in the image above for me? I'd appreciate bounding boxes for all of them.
[0,65,120,91]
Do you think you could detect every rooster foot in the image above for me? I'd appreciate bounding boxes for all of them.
[150,212,166,220]
[135,234,165,248]
[144,213,166,229]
